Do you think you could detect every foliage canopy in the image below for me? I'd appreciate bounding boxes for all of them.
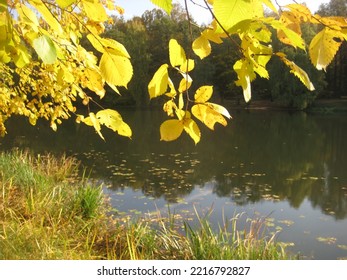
[1,0,346,142]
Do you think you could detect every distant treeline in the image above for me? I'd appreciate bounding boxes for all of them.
[83,1,347,109]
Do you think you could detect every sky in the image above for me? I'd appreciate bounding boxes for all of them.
[115,0,331,24]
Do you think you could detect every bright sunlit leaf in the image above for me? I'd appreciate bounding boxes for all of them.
[309,27,343,71]
[169,39,186,67]
[194,86,213,103]
[33,35,57,64]
[99,52,133,88]
[148,64,169,99]
[150,0,172,14]
[192,104,227,130]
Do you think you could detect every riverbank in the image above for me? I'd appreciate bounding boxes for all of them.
[223,98,347,112]
[0,150,291,260]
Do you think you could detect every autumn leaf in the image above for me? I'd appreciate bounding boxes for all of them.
[192,35,211,59]
[160,119,184,141]
[278,54,315,91]
[192,104,227,130]
[183,118,201,145]
[194,86,213,103]
[33,35,57,64]
[169,39,186,67]
[309,27,343,71]
[148,64,169,99]
[99,52,133,88]
[150,0,172,14]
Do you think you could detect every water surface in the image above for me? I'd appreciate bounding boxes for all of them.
[1,109,347,259]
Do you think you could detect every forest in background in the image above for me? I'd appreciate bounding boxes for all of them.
[83,0,347,110]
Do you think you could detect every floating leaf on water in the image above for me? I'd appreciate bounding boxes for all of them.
[278,220,294,226]
[316,236,337,244]
[337,245,347,250]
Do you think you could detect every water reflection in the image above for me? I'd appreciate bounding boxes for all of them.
[1,110,347,220]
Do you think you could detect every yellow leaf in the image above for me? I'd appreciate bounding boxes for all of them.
[207,102,232,119]
[17,3,40,28]
[279,55,315,91]
[202,29,223,44]
[99,52,133,88]
[117,122,132,138]
[175,109,186,120]
[233,59,254,103]
[56,0,76,8]
[192,35,211,59]
[169,39,186,67]
[96,109,132,138]
[82,0,108,22]
[183,118,201,145]
[214,0,263,33]
[267,18,305,50]
[83,68,105,98]
[163,100,177,117]
[178,92,184,109]
[83,112,105,140]
[178,75,192,93]
[150,0,172,14]
[286,3,312,22]
[29,0,63,34]
[261,0,277,14]
[309,27,343,71]
[87,34,130,57]
[192,104,227,130]
[148,64,169,99]
[180,59,195,73]
[160,119,184,141]
[194,85,213,103]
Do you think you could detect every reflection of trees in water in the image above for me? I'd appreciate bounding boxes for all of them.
[1,111,347,218]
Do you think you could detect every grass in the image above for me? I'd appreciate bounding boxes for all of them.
[0,150,291,260]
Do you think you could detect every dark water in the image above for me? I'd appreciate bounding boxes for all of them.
[1,109,347,259]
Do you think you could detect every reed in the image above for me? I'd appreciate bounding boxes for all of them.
[0,150,291,260]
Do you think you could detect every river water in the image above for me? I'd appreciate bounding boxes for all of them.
[1,109,347,259]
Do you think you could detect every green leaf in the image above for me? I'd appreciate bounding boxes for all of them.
[99,52,133,88]
[148,64,169,99]
[160,119,184,141]
[150,0,172,14]
[169,39,186,67]
[194,86,213,103]
[33,35,57,64]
